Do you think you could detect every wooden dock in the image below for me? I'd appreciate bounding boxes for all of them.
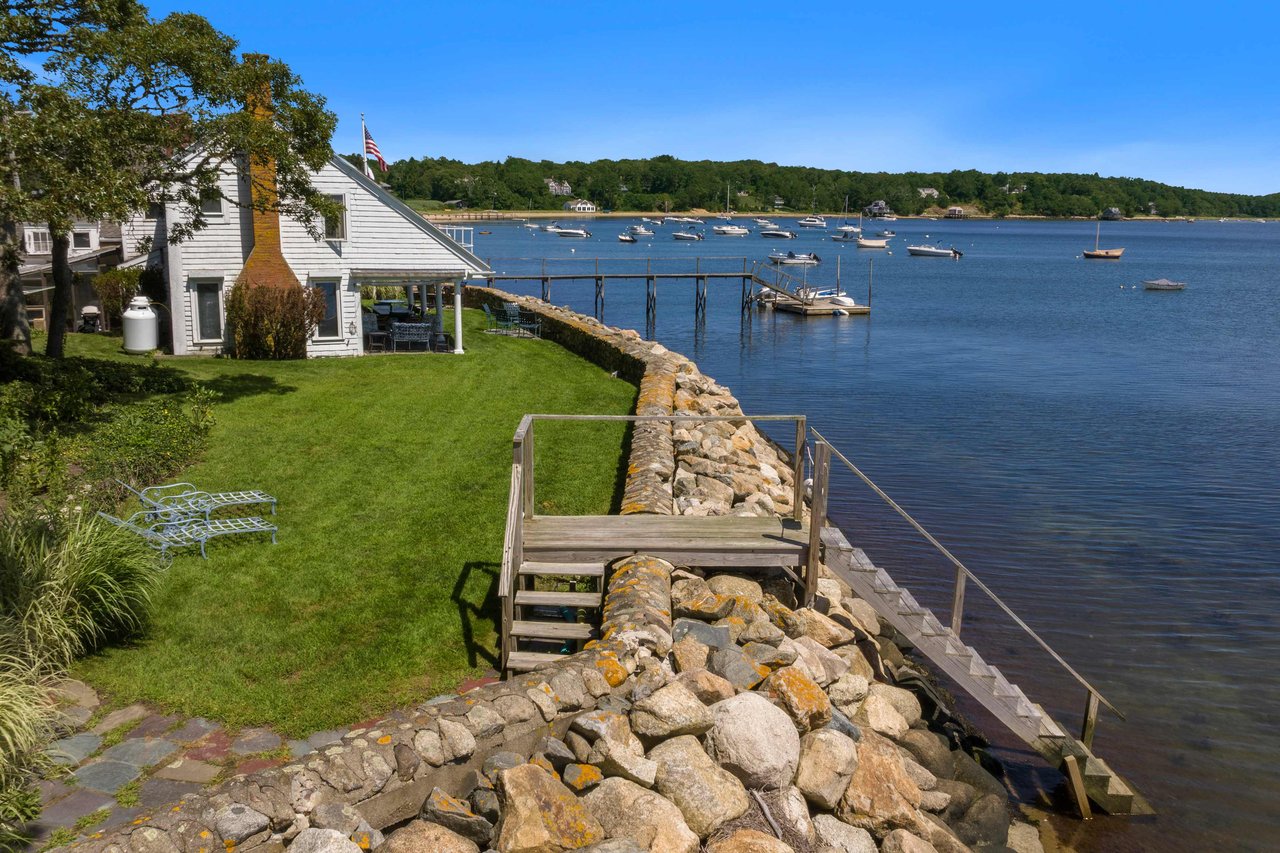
[524,514,808,567]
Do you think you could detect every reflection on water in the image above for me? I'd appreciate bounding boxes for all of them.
[477,218,1280,851]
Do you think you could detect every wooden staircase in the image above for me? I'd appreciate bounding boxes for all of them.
[506,560,605,673]
[821,526,1154,816]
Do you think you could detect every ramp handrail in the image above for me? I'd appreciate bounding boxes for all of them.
[810,427,1122,741]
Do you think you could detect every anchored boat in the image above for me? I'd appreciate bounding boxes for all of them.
[1143,278,1185,290]
[1083,220,1124,259]
[760,228,798,239]
[712,224,750,236]
[907,244,962,258]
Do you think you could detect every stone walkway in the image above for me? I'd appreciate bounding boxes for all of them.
[20,675,504,850]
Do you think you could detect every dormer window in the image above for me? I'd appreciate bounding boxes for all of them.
[72,231,91,249]
[26,229,51,254]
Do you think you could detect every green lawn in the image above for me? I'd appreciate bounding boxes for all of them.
[69,310,636,735]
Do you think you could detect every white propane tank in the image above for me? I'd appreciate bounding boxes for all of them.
[121,296,158,354]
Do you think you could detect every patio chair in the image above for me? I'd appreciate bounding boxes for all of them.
[390,322,433,352]
[362,313,388,353]
[502,303,524,333]
[483,303,516,334]
[98,510,277,560]
[118,480,277,521]
[516,308,542,339]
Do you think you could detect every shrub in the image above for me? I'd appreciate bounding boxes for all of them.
[91,269,141,329]
[0,658,50,849]
[225,281,325,360]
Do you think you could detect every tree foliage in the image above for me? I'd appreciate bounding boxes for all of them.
[376,154,1280,219]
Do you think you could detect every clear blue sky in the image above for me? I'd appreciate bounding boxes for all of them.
[148,1,1279,195]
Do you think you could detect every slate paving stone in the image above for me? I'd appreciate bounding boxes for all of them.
[73,760,142,793]
[47,733,102,766]
[98,737,179,768]
[168,718,220,744]
[37,778,74,805]
[127,714,181,740]
[139,778,203,809]
[37,787,114,824]
[91,704,150,735]
[154,758,221,784]
[55,706,95,730]
[230,727,282,755]
[305,729,345,750]
[51,679,100,710]
[287,739,312,759]
[185,730,232,762]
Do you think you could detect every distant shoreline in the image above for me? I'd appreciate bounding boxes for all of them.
[423,209,1268,223]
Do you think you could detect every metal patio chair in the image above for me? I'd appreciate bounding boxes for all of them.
[118,480,277,521]
[98,510,278,560]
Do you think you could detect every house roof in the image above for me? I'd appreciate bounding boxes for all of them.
[19,246,119,277]
[330,155,492,277]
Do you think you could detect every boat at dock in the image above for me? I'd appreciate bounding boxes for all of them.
[713,224,750,236]
[907,244,962,258]
[760,228,797,239]
[1083,220,1124,259]
[555,227,591,238]
[770,251,820,265]
[1143,278,1186,290]
[857,237,889,249]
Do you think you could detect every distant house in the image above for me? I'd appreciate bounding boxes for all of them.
[736,190,750,198]
[544,178,573,197]
[945,206,967,219]
[618,184,629,193]
[122,152,488,358]
[18,220,122,330]
[1000,184,1027,195]
[917,187,940,200]
[865,200,894,217]
[1101,207,1124,221]
[772,196,786,209]
[563,199,597,213]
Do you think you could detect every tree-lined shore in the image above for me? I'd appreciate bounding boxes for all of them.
[355,153,1280,219]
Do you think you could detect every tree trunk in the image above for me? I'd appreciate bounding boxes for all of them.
[45,230,72,358]
[0,228,32,354]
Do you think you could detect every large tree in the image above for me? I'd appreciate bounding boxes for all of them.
[1,0,338,356]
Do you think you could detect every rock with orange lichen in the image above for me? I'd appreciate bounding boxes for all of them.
[561,763,604,793]
[762,665,833,732]
[421,787,494,847]
[496,763,605,853]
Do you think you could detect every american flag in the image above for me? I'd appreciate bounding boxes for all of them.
[364,126,388,172]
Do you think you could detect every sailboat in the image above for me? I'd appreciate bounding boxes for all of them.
[835,197,861,235]
[717,182,734,220]
[1083,220,1125,259]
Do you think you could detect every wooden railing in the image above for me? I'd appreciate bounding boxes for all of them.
[809,427,1122,749]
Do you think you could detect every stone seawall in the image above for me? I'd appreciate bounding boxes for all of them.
[74,294,1046,853]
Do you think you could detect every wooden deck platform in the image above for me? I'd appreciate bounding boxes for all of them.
[522,514,809,566]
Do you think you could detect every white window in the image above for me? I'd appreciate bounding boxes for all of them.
[27,229,51,254]
[312,279,340,339]
[199,194,223,216]
[323,194,347,241]
[192,279,224,342]
[72,231,91,249]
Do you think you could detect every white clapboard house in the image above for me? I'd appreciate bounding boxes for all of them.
[122,153,490,357]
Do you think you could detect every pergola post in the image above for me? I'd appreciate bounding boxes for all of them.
[433,281,447,351]
[453,282,464,354]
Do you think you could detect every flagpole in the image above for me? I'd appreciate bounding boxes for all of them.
[360,112,370,178]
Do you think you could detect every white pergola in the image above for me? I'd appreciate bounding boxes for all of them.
[352,270,469,354]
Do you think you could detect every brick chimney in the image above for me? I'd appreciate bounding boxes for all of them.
[236,55,300,289]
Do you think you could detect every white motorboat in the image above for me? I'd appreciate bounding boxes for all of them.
[713,224,750,236]
[830,232,859,242]
[556,227,591,238]
[795,287,860,308]
[617,232,637,243]
[856,237,888,249]
[760,228,797,239]
[753,218,775,227]
[906,244,961,258]
[522,222,540,229]
[797,215,827,228]
[1143,278,1186,290]
[835,224,862,234]
[873,214,898,221]
[629,224,654,236]
[642,217,661,224]
[542,222,562,232]
[877,229,896,237]
[669,216,704,224]
[672,228,704,241]
[770,251,820,265]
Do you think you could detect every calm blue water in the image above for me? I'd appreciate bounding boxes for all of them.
[476,217,1280,850]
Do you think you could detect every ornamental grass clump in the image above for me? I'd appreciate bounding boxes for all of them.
[0,513,163,840]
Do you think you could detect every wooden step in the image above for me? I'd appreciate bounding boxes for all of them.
[510,620,596,641]
[514,590,602,608]
[519,561,606,578]
[506,650,570,672]
[523,514,807,567]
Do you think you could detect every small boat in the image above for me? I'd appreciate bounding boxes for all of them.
[618,232,637,243]
[1143,278,1186,290]
[522,222,540,229]
[672,228,704,241]
[629,224,654,236]
[556,227,591,238]
[753,218,775,227]
[1083,220,1124,259]
[877,229,896,237]
[835,224,862,234]
[907,244,961,258]
[478,230,491,235]
[770,250,820,265]
[794,286,859,307]
[642,217,662,224]
[542,222,562,232]
[669,216,704,224]
[856,237,888,249]
[712,224,750,236]
[874,214,898,221]
[797,215,827,228]
[760,228,797,239]
[830,232,859,242]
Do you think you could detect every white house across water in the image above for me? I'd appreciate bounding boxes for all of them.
[123,153,491,357]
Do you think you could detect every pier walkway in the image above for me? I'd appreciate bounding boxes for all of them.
[498,414,1153,819]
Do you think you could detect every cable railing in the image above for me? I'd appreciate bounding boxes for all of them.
[809,427,1122,745]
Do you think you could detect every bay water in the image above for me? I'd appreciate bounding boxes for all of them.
[475,216,1279,850]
